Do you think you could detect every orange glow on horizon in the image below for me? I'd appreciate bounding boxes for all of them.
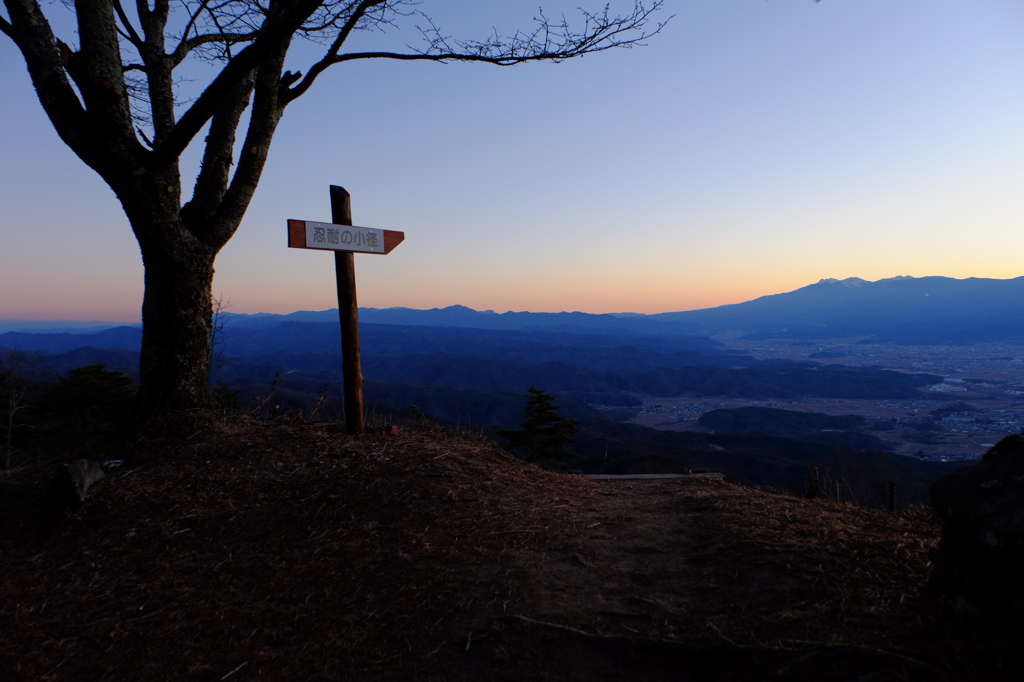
[3,269,1023,322]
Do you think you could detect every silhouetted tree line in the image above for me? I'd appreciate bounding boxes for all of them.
[2,354,137,465]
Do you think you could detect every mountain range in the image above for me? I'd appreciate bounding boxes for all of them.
[0,275,966,438]
[658,275,1024,344]
[3,275,1017,411]
[216,275,1024,344]
[4,275,1023,343]
[4,275,1001,505]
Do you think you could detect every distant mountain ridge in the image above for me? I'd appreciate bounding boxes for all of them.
[216,275,1024,344]
[0,326,143,353]
[0,278,970,494]
[3,275,1023,346]
[223,305,703,336]
[0,320,139,334]
[656,275,1024,344]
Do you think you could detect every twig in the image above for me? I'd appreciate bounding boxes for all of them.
[126,608,166,623]
[220,660,248,680]
[42,653,74,678]
[708,622,936,669]
[506,615,593,637]
[706,620,737,646]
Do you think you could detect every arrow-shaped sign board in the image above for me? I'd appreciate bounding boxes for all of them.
[287,219,404,255]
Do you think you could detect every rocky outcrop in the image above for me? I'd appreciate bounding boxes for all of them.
[930,434,1024,668]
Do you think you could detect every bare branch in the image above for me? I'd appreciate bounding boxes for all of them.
[169,31,255,67]
[2,0,100,164]
[169,0,269,65]
[285,1,666,104]
[135,0,176,142]
[7,0,667,177]
[112,0,144,48]
[155,1,324,164]
[206,38,291,249]
[175,0,214,53]
[284,0,389,103]
[135,124,153,148]
[400,2,670,66]
[124,69,155,132]
[181,68,256,232]
[295,0,394,35]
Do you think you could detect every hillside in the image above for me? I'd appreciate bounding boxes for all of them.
[1,321,945,412]
[657,276,1024,344]
[0,416,996,681]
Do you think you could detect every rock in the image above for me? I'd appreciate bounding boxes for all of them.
[930,434,1024,666]
[50,459,106,510]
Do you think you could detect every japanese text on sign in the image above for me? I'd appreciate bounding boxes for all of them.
[304,221,384,253]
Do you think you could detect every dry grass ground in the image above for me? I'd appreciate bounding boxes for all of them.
[0,415,995,680]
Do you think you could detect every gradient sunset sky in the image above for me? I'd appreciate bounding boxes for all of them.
[2,0,1022,322]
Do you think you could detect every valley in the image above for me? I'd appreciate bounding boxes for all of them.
[6,276,1024,503]
[631,339,1024,461]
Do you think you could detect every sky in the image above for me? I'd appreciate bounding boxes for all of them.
[1,0,1023,322]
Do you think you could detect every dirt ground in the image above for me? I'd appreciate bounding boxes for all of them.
[0,415,996,681]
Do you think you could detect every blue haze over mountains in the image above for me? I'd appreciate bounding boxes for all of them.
[3,274,1015,427]
[5,275,1024,346]
[662,276,1024,345]
[208,275,1024,345]
[5,276,1010,505]
[193,275,1024,344]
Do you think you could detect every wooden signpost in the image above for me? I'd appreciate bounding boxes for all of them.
[288,186,405,434]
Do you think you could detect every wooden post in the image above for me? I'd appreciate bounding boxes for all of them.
[287,191,402,433]
[330,186,365,435]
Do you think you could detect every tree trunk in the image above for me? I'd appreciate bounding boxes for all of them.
[136,230,218,415]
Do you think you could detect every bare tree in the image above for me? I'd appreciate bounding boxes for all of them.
[0,1,666,416]
[210,292,231,383]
